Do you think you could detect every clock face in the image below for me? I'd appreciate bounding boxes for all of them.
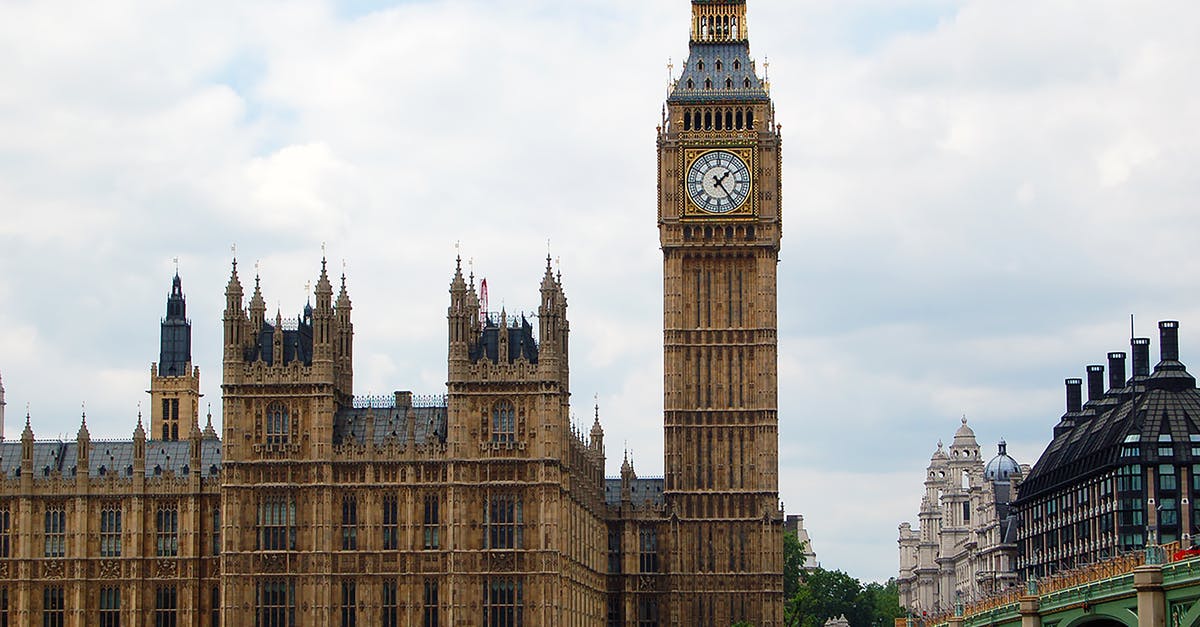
[686,150,752,214]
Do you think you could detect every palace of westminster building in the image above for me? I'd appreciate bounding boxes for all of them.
[0,1,788,625]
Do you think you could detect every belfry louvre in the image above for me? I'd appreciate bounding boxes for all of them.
[0,1,786,625]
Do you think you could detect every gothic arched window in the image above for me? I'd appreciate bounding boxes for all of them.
[492,402,515,443]
[266,402,289,446]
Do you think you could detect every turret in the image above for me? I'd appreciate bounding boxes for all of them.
[76,410,90,469]
[312,258,335,361]
[133,412,146,475]
[335,271,354,396]
[272,310,285,366]
[620,450,636,504]
[249,272,266,334]
[590,400,605,453]
[223,259,247,360]
[151,272,201,441]
[21,413,34,473]
[203,405,218,440]
[448,256,472,364]
[189,409,202,475]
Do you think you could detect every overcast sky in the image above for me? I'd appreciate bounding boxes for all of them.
[2,0,1199,584]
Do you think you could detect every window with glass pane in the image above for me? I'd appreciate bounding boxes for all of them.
[382,495,399,550]
[155,586,177,627]
[492,402,515,443]
[341,496,358,551]
[211,586,220,627]
[1160,497,1179,525]
[259,497,296,551]
[340,581,357,627]
[0,506,9,558]
[486,495,523,549]
[266,402,289,446]
[99,587,120,627]
[43,586,64,627]
[381,579,398,627]
[637,597,659,627]
[423,495,439,549]
[639,527,658,573]
[44,507,66,558]
[607,529,621,573]
[423,580,439,627]
[212,507,221,556]
[1160,464,1178,491]
[100,506,122,557]
[483,579,522,627]
[256,579,295,627]
[156,507,178,557]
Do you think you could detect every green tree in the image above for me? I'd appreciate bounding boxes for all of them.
[784,530,806,599]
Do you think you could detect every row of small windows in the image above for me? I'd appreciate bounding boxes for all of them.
[684,76,754,92]
[0,504,216,559]
[683,225,756,242]
[696,58,740,73]
[254,494,444,552]
[1,585,191,627]
[682,107,755,131]
[253,577,466,627]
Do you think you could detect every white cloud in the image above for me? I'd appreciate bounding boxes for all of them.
[2,0,1200,583]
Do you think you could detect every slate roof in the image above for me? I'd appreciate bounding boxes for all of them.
[0,439,222,479]
[244,313,314,367]
[604,477,665,508]
[669,43,769,104]
[1018,333,1200,502]
[333,405,448,447]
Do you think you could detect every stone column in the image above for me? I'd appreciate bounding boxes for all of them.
[1019,596,1041,627]
[1133,564,1165,627]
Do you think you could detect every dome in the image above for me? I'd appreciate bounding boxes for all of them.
[984,440,1021,482]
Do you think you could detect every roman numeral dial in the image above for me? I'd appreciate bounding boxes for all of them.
[685,149,753,215]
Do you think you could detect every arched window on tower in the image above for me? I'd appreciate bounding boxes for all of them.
[492,401,515,443]
[266,402,289,446]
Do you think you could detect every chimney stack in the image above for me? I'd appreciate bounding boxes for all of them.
[1107,352,1126,390]
[1065,378,1083,413]
[1086,365,1105,402]
[1132,338,1151,379]
[1160,320,1180,362]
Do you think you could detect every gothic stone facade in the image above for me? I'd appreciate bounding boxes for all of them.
[0,1,786,624]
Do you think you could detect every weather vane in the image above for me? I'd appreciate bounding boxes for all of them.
[173,257,179,273]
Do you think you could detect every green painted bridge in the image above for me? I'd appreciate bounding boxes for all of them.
[926,551,1200,627]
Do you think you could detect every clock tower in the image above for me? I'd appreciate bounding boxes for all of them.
[658,0,784,624]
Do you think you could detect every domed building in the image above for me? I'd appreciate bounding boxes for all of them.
[898,419,1026,615]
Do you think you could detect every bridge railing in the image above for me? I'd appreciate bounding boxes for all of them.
[924,543,1186,626]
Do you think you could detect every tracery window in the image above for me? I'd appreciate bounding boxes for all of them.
[341,495,358,551]
[485,495,523,549]
[266,401,289,446]
[423,494,440,549]
[155,585,177,627]
[99,587,120,627]
[44,506,66,558]
[156,506,178,557]
[340,581,357,627]
[43,586,64,627]
[483,578,522,627]
[0,505,9,558]
[382,495,399,550]
[423,580,439,627]
[100,505,122,557]
[492,402,515,443]
[638,527,658,573]
[381,579,398,627]
[256,579,295,627]
[258,496,296,551]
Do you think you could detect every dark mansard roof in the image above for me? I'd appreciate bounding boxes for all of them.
[470,315,538,364]
[1017,322,1200,503]
[0,438,222,479]
[244,312,315,366]
[669,43,769,105]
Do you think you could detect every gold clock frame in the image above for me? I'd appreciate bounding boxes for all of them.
[681,146,756,219]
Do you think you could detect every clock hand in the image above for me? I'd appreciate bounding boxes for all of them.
[713,177,733,199]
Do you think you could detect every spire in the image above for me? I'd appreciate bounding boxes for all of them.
[22,410,33,442]
[590,396,604,452]
[133,409,146,441]
[225,257,244,310]
[160,271,193,376]
[77,406,89,441]
[203,404,218,439]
